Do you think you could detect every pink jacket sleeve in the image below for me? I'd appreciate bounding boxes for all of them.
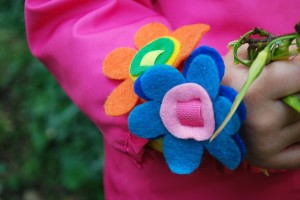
[25,0,171,161]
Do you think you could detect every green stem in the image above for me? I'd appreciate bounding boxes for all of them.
[283,95,300,112]
[232,30,254,67]
[271,48,300,61]
[211,50,269,141]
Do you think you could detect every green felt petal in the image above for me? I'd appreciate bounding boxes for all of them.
[130,37,179,77]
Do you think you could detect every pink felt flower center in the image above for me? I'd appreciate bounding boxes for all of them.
[160,83,215,141]
[176,100,204,127]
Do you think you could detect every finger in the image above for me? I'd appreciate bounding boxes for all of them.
[223,56,249,90]
[254,59,300,99]
[268,121,300,169]
[279,120,300,149]
[269,143,300,169]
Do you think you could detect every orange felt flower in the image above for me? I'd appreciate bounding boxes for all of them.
[103,23,210,116]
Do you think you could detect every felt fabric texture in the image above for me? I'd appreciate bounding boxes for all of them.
[140,50,164,66]
[128,101,168,139]
[219,85,247,122]
[129,46,246,174]
[233,134,247,158]
[103,46,139,116]
[176,100,203,127]
[204,130,242,170]
[134,23,171,49]
[104,79,139,116]
[130,36,180,78]
[103,47,136,80]
[163,134,204,174]
[103,23,208,116]
[160,83,215,141]
[134,23,211,68]
[184,46,225,81]
[133,77,150,101]
[171,24,211,67]
[136,65,186,101]
[203,96,243,169]
[185,54,220,100]
[212,96,241,137]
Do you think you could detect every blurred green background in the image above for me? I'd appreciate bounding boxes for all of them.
[0,1,104,199]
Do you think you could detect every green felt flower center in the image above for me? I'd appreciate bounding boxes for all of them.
[129,37,180,79]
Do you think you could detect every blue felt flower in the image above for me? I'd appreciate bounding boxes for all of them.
[128,46,247,174]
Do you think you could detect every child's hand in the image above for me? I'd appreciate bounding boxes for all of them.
[223,49,300,169]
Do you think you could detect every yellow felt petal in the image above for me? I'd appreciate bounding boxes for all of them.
[104,79,139,116]
[172,24,210,67]
[165,37,181,66]
[134,23,171,49]
[103,47,136,80]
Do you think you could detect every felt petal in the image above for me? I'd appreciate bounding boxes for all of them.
[204,133,242,170]
[130,37,180,77]
[160,83,215,141]
[134,23,171,49]
[172,24,210,68]
[219,85,247,122]
[233,134,247,158]
[184,46,225,81]
[185,54,220,100]
[104,79,139,116]
[134,76,150,100]
[140,65,186,101]
[213,96,241,136]
[163,134,204,174]
[103,47,136,80]
[128,101,168,139]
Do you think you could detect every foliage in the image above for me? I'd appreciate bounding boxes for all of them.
[0,0,104,199]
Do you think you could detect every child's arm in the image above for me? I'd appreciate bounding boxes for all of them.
[25,0,171,160]
[223,49,300,169]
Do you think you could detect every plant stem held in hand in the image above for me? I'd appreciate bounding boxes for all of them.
[211,22,300,141]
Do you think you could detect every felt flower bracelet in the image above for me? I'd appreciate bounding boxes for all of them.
[102,23,247,174]
[103,23,210,116]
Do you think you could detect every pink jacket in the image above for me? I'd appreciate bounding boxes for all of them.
[25,0,300,199]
